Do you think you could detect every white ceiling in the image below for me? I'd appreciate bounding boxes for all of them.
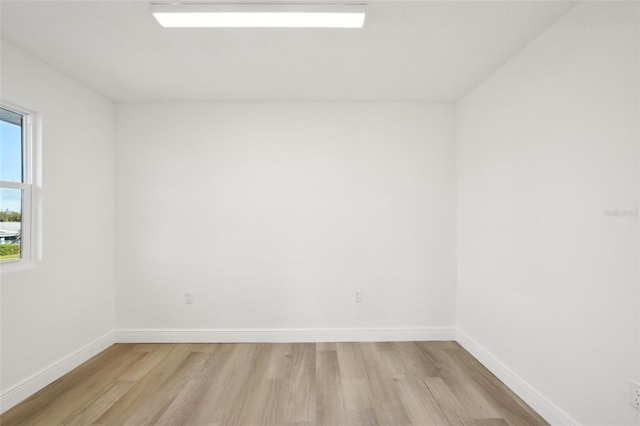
[0,1,575,102]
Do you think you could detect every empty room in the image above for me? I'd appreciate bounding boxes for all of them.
[0,0,638,425]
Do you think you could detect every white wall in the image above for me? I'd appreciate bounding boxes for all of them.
[457,3,639,425]
[115,103,456,332]
[3,2,639,422]
[0,42,116,404]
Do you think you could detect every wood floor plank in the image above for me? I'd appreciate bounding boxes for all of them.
[379,344,411,378]
[316,342,336,351]
[123,349,211,425]
[20,346,144,426]
[359,342,394,379]
[94,344,192,425]
[179,342,238,424]
[190,343,222,353]
[118,344,175,381]
[341,378,379,426]
[373,342,394,351]
[123,351,208,425]
[283,343,316,424]
[1,341,548,426]
[264,343,293,380]
[392,342,438,378]
[467,419,510,426]
[416,342,474,389]
[448,383,501,420]
[0,344,136,425]
[189,343,261,425]
[154,379,209,425]
[444,348,547,426]
[368,377,412,426]
[217,345,287,426]
[63,381,136,426]
[336,343,368,379]
[237,378,284,426]
[394,376,451,426]
[316,349,348,426]
[424,376,471,425]
[419,343,501,420]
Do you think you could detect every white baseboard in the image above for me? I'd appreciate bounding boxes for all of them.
[115,327,456,343]
[456,329,579,426]
[0,331,115,414]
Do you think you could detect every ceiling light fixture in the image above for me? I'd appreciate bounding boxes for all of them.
[151,3,366,28]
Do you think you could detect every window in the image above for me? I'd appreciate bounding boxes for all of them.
[0,105,33,263]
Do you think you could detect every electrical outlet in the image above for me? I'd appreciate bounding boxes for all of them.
[184,292,194,304]
[630,382,640,410]
[354,290,363,303]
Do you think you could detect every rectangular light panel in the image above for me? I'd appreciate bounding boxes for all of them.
[151,3,366,28]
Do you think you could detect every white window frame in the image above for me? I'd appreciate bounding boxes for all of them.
[0,102,39,272]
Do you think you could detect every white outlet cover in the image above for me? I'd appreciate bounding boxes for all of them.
[629,382,640,410]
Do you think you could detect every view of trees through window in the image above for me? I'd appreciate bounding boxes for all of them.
[0,107,25,261]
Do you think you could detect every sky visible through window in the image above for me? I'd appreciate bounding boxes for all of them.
[0,119,23,213]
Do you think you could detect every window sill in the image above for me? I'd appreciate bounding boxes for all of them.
[1,259,41,275]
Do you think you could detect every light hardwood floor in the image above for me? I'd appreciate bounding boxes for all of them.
[1,342,547,425]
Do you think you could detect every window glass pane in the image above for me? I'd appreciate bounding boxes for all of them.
[0,187,22,261]
[0,108,23,183]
